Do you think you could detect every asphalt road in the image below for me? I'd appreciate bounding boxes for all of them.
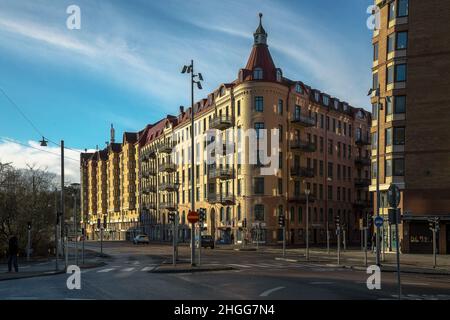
[1,241,449,300]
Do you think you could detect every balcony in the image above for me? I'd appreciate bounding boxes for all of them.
[157,141,175,154]
[159,202,177,211]
[354,156,371,167]
[206,193,236,205]
[291,114,315,128]
[159,182,179,192]
[210,115,234,131]
[159,162,177,173]
[142,185,156,195]
[288,194,316,204]
[354,178,371,188]
[290,139,316,152]
[209,167,234,180]
[355,137,371,146]
[290,166,315,179]
[141,149,156,162]
[141,168,156,178]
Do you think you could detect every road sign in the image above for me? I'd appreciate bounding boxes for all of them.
[374,216,384,228]
[387,184,401,208]
[187,210,199,223]
[359,218,364,230]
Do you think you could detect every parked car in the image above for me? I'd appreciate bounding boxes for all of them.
[133,234,150,244]
[201,235,214,249]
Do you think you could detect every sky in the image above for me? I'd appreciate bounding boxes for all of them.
[0,0,374,183]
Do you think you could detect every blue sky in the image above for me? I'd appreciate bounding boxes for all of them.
[0,0,373,182]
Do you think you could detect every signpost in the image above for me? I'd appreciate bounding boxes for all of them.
[387,183,402,300]
[188,210,199,266]
[428,217,440,268]
[335,216,341,265]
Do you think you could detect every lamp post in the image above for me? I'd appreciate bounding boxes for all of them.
[70,183,80,265]
[40,137,66,270]
[181,60,203,267]
[305,188,310,261]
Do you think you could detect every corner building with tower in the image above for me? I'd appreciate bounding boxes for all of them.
[81,15,372,246]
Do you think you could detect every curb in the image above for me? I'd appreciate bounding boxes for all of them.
[150,266,234,274]
[79,261,107,269]
[0,270,65,282]
[274,257,330,263]
[343,265,450,275]
[234,248,257,252]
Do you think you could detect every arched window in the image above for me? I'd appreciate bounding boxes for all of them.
[226,207,231,222]
[220,207,225,223]
[295,83,303,94]
[276,69,282,82]
[253,68,263,80]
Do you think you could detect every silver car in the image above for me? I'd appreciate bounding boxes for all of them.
[133,234,150,244]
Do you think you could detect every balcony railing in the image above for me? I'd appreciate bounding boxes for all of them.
[159,182,179,192]
[354,178,371,188]
[141,168,157,178]
[209,167,234,180]
[209,115,234,131]
[355,137,371,146]
[157,141,176,154]
[159,162,177,173]
[288,194,316,204]
[354,156,371,167]
[159,202,177,211]
[206,193,236,205]
[290,139,316,152]
[141,149,156,161]
[291,114,315,128]
[290,166,315,178]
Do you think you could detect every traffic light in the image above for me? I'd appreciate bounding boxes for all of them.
[199,208,206,223]
[97,218,101,229]
[103,216,107,229]
[335,215,340,228]
[278,215,285,227]
[242,218,247,228]
[27,221,31,230]
[168,212,175,223]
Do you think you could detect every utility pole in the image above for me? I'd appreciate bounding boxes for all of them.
[61,140,66,270]
[182,60,203,267]
[305,189,310,260]
[73,192,78,265]
[55,188,59,271]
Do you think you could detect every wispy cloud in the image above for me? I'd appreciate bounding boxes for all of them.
[0,137,83,183]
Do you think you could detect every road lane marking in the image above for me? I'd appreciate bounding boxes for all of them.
[122,267,135,272]
[141,266,155,272]
[403,282,430,286]
[229,264,251,268]
[259,286,285,297]
[97,268,114,273]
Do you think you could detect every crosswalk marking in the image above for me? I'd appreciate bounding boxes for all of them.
[141,266,154,272]
[98,268,114,273]
[121,267,135,272]
[229,264,252,268]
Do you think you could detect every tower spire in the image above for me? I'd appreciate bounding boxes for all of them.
[254,12,267,45]
[110,123,115,144]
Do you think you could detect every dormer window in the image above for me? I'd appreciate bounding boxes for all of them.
[314,92,320,102]
[253,68,263,80]
[343,103,349,111]
[276,69,282,82]
[334,100,339,110]
[295,83,303,94]
[323,96,329,106]
[220,86,225,97]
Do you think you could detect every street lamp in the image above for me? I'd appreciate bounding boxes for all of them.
[40,137,66,270]
[367,88,391,267]
[70,183,80,265]
[181,60,204,267]
[305,188,311,261]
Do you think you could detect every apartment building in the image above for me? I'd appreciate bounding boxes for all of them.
[370,0,450,253]
[81,15,372,246]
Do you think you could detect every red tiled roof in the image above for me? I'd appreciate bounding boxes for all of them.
[244,44,277,82]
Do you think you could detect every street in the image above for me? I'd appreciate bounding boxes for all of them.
[1,241,450,300]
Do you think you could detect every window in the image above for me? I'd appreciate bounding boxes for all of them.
[278,178,283,195]
[394,96,406,114]
[387,65,394,84]
[320,137,324,153]
[395,64,407,82]
[398,0,409,17]
[254,204,264,221]
[276,69,282,82]
[237,179,242,195]
[295,83,303,94]
[298,207,303,223]
[253,68,263,80]
[278,99,283,115]
[314,92,320,102]
[323,96,329,106]
[385,128,392,146]
[385,159,392,177]
[294,105,301,119]
[320,114,324,128]
[397,31,408,50]
[394,158,405,176]
[372,72,378,89]
[328,139,333,155]
[319,160,324,177]
[255,96,264,112]
[393,127,405,145]
[328,186,333,200]
[290,207,295,223]
[372,161,377,178]
[278,125,283,143]
[328,162,333,179]
[386,97,393,115]
[237,100,241,116]
[372,103,378,119]
[254,122,264,139]
[237,205,241,221]
[372,132,377,149]
[389,1,396,21]
[373,42,379,61]
[254,177,264,194]
[387,33,395,53]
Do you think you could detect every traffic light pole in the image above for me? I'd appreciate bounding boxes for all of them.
[432,228,437,268]
[282,226,286,257]
[394,211,402,299]
[198,223,201,266]
[173,221,176,266]
[337,227,341,265]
